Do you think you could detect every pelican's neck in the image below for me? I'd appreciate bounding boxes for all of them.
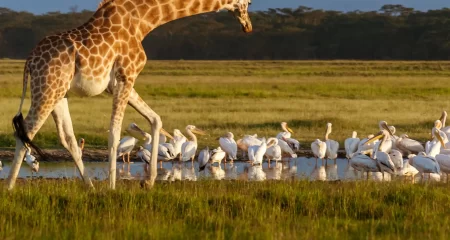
[325,127,331,141]
[352,131,357,138]
[143,133,152,146]
[187,129,198,143]
[441,112,447,128]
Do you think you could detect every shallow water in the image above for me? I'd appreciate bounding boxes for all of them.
[1,157,434,182]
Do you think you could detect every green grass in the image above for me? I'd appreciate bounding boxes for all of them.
[0,60,449,149]
[1,180,450,239]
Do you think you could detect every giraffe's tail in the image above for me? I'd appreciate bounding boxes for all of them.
[12,61,47,159]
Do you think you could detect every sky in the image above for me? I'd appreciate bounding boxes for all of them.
[1,0,448,14]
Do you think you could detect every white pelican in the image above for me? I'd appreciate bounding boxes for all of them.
[24,147,39,173]
[425,128,447,158]
[276,122,293,139]
[136,146,151,165]
[0,160,2,172]
[396,134,425,155]
[125,123,174,153]
[357,134,378,157]
[265,138,282,164]
[156,143,176,168]
[278,138,297,158]
[248,138,267,165]
[410,152,440,182]
[237,134,261,159]
[369,129,396,180]
[117,136,138,164]
[210,147,226,164]
[170,129,187,158]
[325,123,339,162]
[181,125,206,164]
[345,131,360,159]
[439,111,450,138]
[311,139,326,163]
[219,132,238,162]
[397,157,419,183]
[436,154,450,182]
[350,153,380,180]
[389,150,403,172]
[198,147,210,172]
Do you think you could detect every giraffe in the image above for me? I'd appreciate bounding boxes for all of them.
[6,0,252,190]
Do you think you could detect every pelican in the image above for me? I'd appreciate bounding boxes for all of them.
[396,134,425,155]
[219,132,238,162]
[0,160,3,172]
[357,134,378,157]
[439,111,450,138]
[345,131,360,159]
[436,154,450,182]
[278,138,297,158]
[369,129,396,180]
[157,143,176,168]
[350,153,380,180]
[125,123,174,152]
[198,147,210,172]
[325,123,339,163]
[181,125,207,164]
[425,128,447,158]
[170,129,187,158]
[136,146,151,165]
[24,147,39,174]
[117,136,139,164]
[265,138,282,164]
[410,152,440,182]
[311,139,326,163]
[248,138,267,165]
[389,150,404,172]
[276,122,294,139]
[397,157,419,183]
[210,147,226,165]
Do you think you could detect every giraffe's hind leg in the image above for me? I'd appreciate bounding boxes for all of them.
[52,98,94,188]
[7,91,62,190]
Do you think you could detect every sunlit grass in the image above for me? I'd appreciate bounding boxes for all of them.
[0,180,449,239]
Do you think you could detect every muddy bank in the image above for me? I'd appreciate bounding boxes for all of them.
[0,148,347,162]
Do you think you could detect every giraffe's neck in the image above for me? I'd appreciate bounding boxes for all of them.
[95,0,236,41]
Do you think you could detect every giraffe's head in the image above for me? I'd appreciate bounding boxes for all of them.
[224,0,253,33]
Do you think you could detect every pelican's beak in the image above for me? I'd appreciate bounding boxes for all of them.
[160,128,174,140]
[365,132,384,145]
[380,122,394,136]
[126,123,147,140]
[192,127,207,135]
[287,126,294,134]
[435,129,447,149]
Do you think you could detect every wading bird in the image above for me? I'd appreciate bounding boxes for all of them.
[24,147,39,174]
[197,147,210,172]
[210,147,226,165]
[265,138,282,164]
[219,132,238,162]
[345,131,360,159]
[410,152,441,182]
[311,139,327,164]
[276,122,294,139]
[181,125,206,164]
[248,138,267,165]
[325,123,339,163]
[170,129,187,158]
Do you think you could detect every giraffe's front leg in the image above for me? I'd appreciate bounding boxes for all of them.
[128,88,162,189]
[108,74,134,190]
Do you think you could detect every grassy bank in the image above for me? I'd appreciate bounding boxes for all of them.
[1,180,449,239]
[0,60,449,149]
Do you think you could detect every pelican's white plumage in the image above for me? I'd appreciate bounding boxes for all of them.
[136,146,151,165]
[24,147,39,173]
[117,136,138,162]
[181,125,206,162]
[325,123,339,161]
[170,129,187,158]
[265,138,282,162]
[357,134,378,157]
[396,134,425,155]
[248,165,266,181]
[0,160,2,172]
[350,153,379,177]
[278,138,297,158]
[248,138,267,165]
[389,149,403,171]
[210,147,226,164]
[345,131,360,159]
[311,139,326,160]
[276,122,293,139]
[436,154,450,180]
[198,147,210,172]
[219,132,238,161]
[411,153,440,175]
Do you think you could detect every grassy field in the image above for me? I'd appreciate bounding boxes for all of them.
[1,180,450,239]
[1,60,449,149]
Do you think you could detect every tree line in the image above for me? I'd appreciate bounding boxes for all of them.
[0,5,449,60]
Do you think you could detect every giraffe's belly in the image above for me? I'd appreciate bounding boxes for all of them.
[69,70,112,97]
